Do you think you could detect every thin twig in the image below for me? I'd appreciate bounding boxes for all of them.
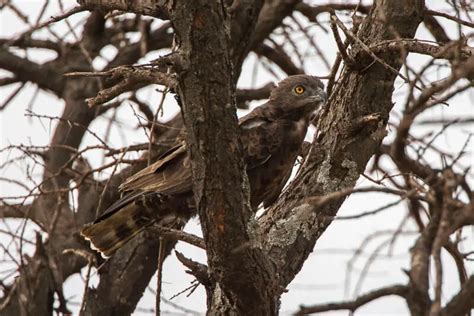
[156,237,166,316]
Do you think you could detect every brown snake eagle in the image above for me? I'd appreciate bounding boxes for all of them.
[81,75,326,257]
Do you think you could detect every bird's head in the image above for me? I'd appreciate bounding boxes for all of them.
[269,75,326,119]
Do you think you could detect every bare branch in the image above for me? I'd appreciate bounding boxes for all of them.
[77,0,170,19]
[105,22,173,69]
[249,0,299,50]
[426,9,474,28]
[305,186,419,209]
[369,39,473,61]
[0,77,19,87]
[417,117,474,125]
[175,251,210,286]
[66,65,178,107]
[423,15,451,44]
[296,2,371,22]
[254,44,302,75]
[329,12,355,66]
[14,5,91,41]
[0,203,28,219]
[0,82,25,110]
[441,276,474,316]
[236,82,275,108]
[0,38,60,51]
[0,47,63,94]
[156,225,206,249]
[296,284,408,314]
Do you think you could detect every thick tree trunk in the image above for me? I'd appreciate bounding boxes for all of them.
[260,0,426,288]
[171,1,280,314]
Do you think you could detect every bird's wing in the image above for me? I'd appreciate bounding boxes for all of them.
[120,106,283,195]
[119,142,192,195]
[239,110,283,170]
[262,166,292,208]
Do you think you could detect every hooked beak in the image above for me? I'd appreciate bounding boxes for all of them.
[309,91,327,126]
[309,90,327,105]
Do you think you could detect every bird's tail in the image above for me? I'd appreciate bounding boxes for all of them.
[81,201,154,257]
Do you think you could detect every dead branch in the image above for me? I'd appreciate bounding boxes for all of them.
[254,44,303,75]
[156,225,206,249]
[66,65,178,107]
[77,0,170,19]
[175,251,210,286]
[440,276,474,316]
[368,39,473,61]
[296,284,409,314]
[296,3,371,22]
[0,47,63,94]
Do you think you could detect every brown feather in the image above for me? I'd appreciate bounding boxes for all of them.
[81,202,152,257]
[119,142,191,194]
[81,192,194,257]
[81,75,326,256]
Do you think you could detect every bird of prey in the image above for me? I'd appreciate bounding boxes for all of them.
[81,75,326,257]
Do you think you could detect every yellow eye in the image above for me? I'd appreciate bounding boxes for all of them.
[294,85,305,94]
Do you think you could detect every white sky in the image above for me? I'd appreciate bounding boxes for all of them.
[0,1,473,315]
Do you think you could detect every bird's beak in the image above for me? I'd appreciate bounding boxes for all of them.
[309,91,327,126]
[309,91,327,105]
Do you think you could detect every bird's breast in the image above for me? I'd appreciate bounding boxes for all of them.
[248,118,309,208]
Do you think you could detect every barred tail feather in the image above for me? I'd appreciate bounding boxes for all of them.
[81,203,153,257]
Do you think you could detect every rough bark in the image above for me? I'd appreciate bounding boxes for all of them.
[171,1,280,314]
[1,1,301,314]
[259,0,425,286]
